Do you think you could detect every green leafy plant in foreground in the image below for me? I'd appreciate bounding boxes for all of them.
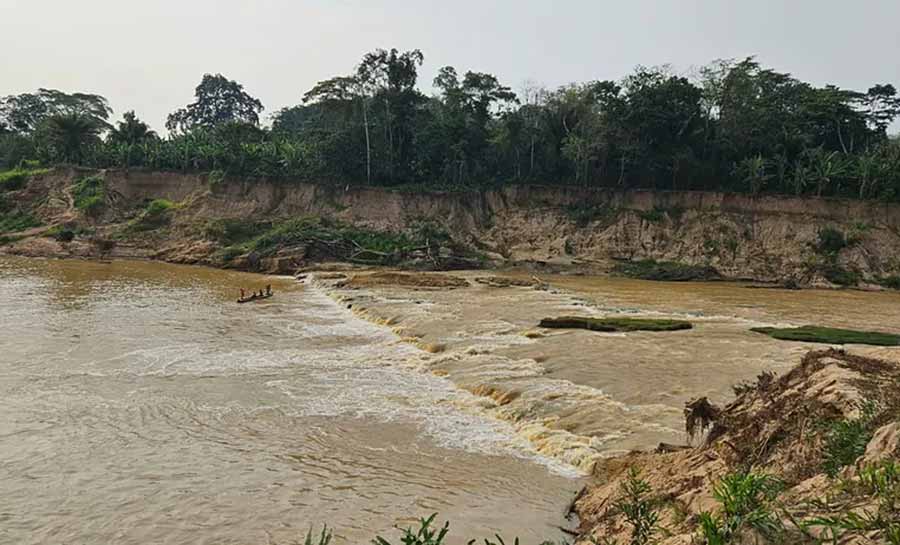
[697,472,783,544]
[804,461,900,545]
[822,401,880,477]
[613,468,659,545]
[371,514,561,545]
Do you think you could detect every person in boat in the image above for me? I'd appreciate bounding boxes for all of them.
[240,288,245,300]
[266,284,272,296]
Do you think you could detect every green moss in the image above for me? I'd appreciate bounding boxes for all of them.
[751,326,900,346]
[72,175,106,214]
[539,316,693,332]
[614,259,720,282]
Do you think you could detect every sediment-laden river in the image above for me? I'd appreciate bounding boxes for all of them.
[0,258,579,545]
[4,257,900,545]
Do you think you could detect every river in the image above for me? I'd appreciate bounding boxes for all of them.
[0,257,579,545]
[3,257,900,545]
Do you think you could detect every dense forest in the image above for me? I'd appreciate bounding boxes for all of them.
[2,49,900,199]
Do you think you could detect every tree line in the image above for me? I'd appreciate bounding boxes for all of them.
[2,49,900,200]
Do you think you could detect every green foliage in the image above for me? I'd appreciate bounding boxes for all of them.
[750,325,900,347]
[44,225,75,242]
[0,166,51,191]
[539,316,693,332]
[72,175,106,214]
[127,199,176,232]
[614,259,720,282]
[637,207,666,223]
[822,402,880,477]
[805,461,900,545]
[819,263,861,286]
[166,74,264,133]
[697,472,783,544]
[0,210,40,233]
[146,198,174,216]
[301,525,333,545]
[878,275,900,290]
[214,216,433,266]
[373,514,450,545]
[815,227,849,256]
[612,468,659,545]
[4,54,900,199]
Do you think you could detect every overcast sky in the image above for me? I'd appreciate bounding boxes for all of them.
[3,0,899,132]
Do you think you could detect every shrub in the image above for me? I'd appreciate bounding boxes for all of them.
[815,227,848,256]
[638,207,666,223]
[0,166,50,191]
[0,212,40,233]
[697,472,783,544]
[879,276,900,290]
[613,468,659,545]
[146,198,175,216]
[819,263,860,286]
[822,402,879,477]
[73,175,106,214]
[45,225,75,242]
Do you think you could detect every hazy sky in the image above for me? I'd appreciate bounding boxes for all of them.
[3,0,899,132]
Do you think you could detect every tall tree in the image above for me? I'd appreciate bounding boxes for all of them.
[108,111,157,146]
[0,89,111,134]
[166,74,264,133]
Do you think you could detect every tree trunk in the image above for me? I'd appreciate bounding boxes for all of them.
[362,99,372,186]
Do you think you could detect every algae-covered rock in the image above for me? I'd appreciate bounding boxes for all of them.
[539,316,693,332]
[751,325,900,346]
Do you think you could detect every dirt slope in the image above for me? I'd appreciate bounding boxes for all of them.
[3,168,900,286]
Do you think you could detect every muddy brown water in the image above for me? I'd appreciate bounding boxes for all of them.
[4,258,900,545]
[325,272,900,469]
[0,257,579,545]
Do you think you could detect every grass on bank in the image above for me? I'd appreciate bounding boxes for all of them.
[206,216,461,266]
[72,175,106,215]
[614,259,720,282]
[0,166,52,191]
[0,194,41,234]
[751,325,900,346]
[539,316,693,332]
[126,198,176,232]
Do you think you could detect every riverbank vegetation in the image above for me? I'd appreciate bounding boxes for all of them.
[539,316,693,332]
[3,52,900,200]
[751,325,900,346]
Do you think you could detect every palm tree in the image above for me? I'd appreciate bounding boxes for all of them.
[45,113,102,164]
[108,111,156,146]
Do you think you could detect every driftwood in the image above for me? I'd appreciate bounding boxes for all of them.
[684,397,722,442]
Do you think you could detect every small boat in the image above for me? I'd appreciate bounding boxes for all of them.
[237,292,274,304]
